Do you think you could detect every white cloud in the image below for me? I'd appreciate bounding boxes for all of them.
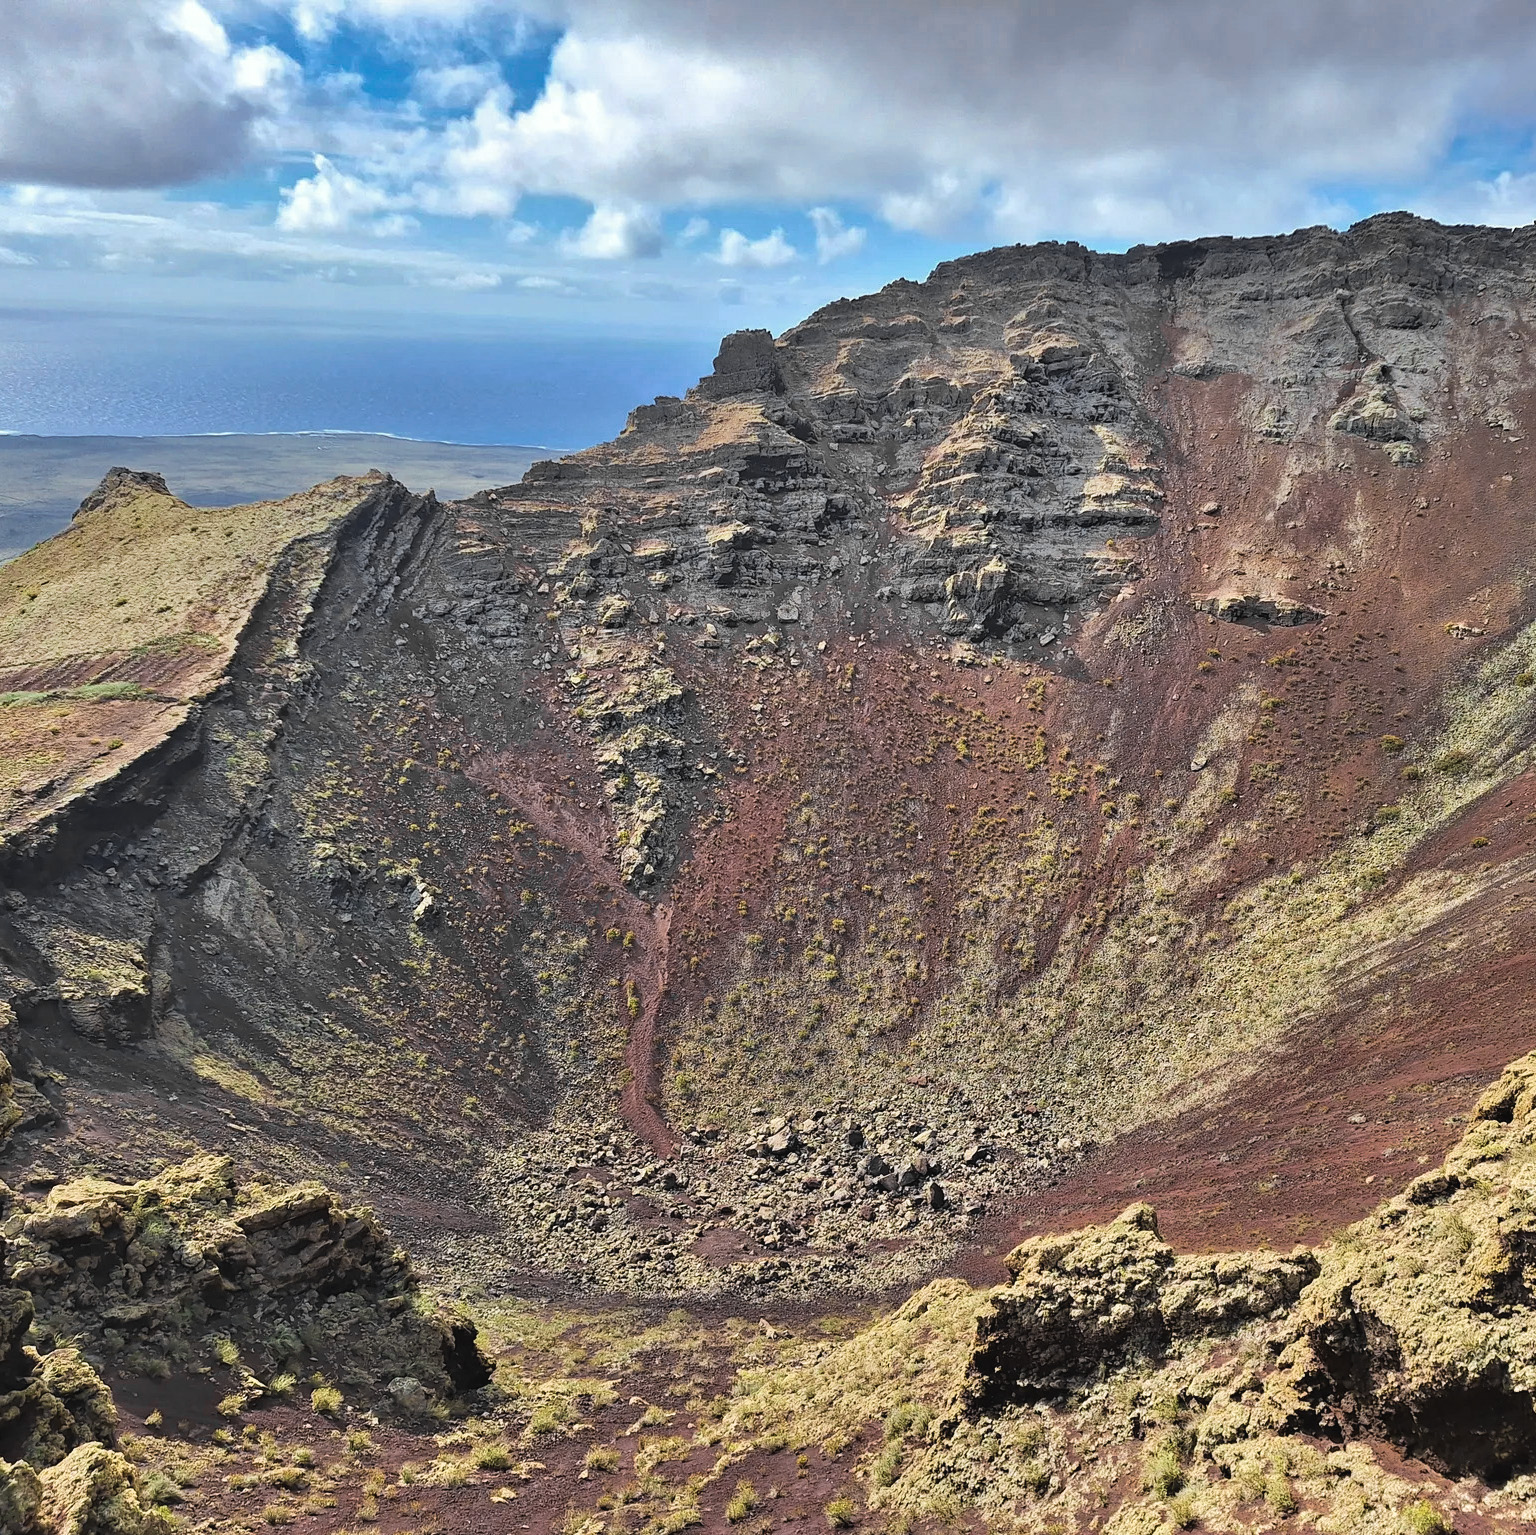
[0,0,295,188]
[807,206,865,263]
[277,154,410,235]
[716,227,796,267]
[422,268,501,289]
[288,0,537,41]
[563,203,663,259]
[0,246,35,266]
[412,0,1536,247]
[0,184,513,290]
[1417,168,1536,228]
[414,62,504,110]
[10,0,1536,307]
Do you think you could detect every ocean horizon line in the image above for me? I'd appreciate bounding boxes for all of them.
[0,427,577,453]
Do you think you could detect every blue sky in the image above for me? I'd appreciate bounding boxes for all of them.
[3,1,1536,438]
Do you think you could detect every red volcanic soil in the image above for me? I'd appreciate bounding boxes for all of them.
[973,821,1536,1273]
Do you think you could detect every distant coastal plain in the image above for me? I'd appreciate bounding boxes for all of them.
[0,432,555,562]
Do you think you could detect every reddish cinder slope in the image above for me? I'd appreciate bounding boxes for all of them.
[3,213,1536,1300]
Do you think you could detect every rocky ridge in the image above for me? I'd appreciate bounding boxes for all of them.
[0,1151,486,1533]
[1,213,1536,1310]
[676,1048,1536,1535]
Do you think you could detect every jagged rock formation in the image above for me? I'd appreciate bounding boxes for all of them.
[0,1152,488,1533]
[963,1204,1317,1410]
[3,213,1536,1306]
[4,1154,489,1405]
[1266,1052,1536,1481]
[689,1050,1536,1534]
[0,1260,164,1534]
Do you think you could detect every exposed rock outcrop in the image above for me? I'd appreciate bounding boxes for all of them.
[953,1049,1536,1498]
[6,211,1536,1311]
[0,1245,164,1534]
[1255,1051,1536,1480]
[964,1204,1317,1410]
[4,1155,489,1406]
[1193,590,1324,626]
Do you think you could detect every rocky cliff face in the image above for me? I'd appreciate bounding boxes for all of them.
[3,212,1536,1307]
[697,1050,1536,1535]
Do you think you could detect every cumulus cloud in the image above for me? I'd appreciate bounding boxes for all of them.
[716,227,796,267]
[11,0,1536,301]
[419,0,1536,244]
[563,203,663,258]
[1418,168,1536,229]
[0,0,294,188]
[277,155,413,234]
[808,207,865,262]
[413,62,506,110]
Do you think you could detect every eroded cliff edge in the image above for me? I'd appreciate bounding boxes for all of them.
[2,213,1536,1305]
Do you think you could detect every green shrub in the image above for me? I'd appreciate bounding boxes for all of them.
[140,1471,185,1506]
[1167,1491,1198,1528]
[825,1493,858,1528]
[1146,1449,1184,1498]
[1403,1500,1452,1535]
[310,1385,343,1416]
[1265,1476,1298,1516]
[882,1401,930,1441]
[725,1479,758,1523]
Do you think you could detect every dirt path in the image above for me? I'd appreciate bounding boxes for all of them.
[619,898,678,1156]
[474,748,679,1156]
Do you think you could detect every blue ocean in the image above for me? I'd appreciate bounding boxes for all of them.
[0,308,719,449]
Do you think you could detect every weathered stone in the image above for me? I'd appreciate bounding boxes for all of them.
[387,1375,431,1415]
[37,1443,169,1535]
[1258,1050,1536,1481]
[5,1157,489,1411]
[1194,591,1324,626]
[0,1457,40,1534]
[963,1203,1317,1411]
[694,329,785,400]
